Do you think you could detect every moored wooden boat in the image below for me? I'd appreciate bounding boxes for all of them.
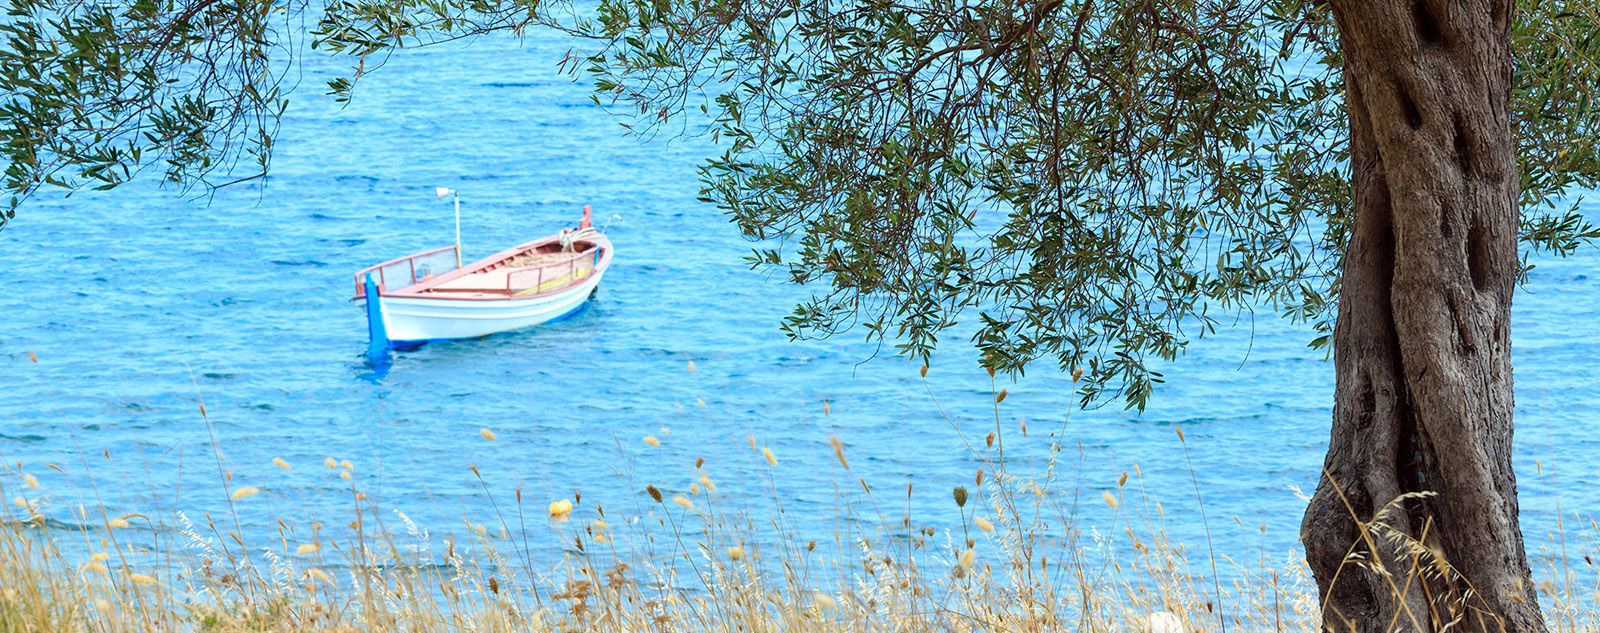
[354,206,613,348]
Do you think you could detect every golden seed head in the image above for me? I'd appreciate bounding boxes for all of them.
[695,456,705,469]
[309,569,334,584]
[90,552,109,562]
[128,572,156,585]
[761,446,777,466]
[296,542,320,555]
[1102,490,1119,510]
[1071,367,1084,382]
[340,471,352,481]
[975,517,995,532]
[480,428,498,441]
[646,485,663,503]
[231,486,261,501]
[644,435,661,447]
[727,546,744,561]
[23,474,39,489]
[958,548,975,570]
[340,460,353,471]
[995,389,1008,403]
[919,364,928,377]
[272,457,291,471]
[698,474,717,494]
[953,486,969,508]
[549,499,574,519]
[324,457,337,469]
[671,494,694,510]
[830,435,849,470]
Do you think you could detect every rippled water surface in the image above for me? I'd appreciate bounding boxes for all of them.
[3,31,1599,581]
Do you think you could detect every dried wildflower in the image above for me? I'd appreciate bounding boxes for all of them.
[815,593,837,609]
[90,552,109,562]
[953,486,969,508]
[975,517,995,532]
[128,572,156,585]
[727,546,744,561]
[1102,491,1120,510]
[309,569,334,584]
[919,364,928,377]
[1072,367,1084,382]
[671,494,694,510]
[297,542,320,555]
[698,474,716,494]
[231,487,261,501]
[23,474,38,489]
[340,471,352,481]
[324,457,337,469]
[644,435,661,447]
[761,446,777,466]
[995,389,1008,403]
[695,456,705,468]
[549,499,574,519]
[340,460,353,470]
[958,548,975,570]
[645,485,663,503]
[480,428,498,441]
[272,457,291,471]
[108,518,130,529]
[830,435,849,470]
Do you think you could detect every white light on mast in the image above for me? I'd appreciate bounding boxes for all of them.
[435,187,462,268]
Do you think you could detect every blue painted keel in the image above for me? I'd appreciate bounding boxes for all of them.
[363,274,391,359]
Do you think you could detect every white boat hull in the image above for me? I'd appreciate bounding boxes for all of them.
[364,269,604,344]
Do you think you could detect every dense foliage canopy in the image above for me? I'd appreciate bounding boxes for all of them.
[4,0,1599,407]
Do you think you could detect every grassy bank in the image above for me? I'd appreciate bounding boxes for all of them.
[3,392,1597,631]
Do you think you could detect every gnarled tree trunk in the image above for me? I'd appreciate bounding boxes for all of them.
[1300,1,1546,631]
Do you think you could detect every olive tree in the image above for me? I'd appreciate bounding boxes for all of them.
[5,0,1600,629]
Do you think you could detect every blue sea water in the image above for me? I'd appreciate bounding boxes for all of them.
[2,30,1599,590]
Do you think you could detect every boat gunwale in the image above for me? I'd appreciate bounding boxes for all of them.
[366,231,612,302]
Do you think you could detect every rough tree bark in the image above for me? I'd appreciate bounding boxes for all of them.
[1300,1,1545,631]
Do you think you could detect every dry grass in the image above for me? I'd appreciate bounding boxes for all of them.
[2,368,1596,632]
